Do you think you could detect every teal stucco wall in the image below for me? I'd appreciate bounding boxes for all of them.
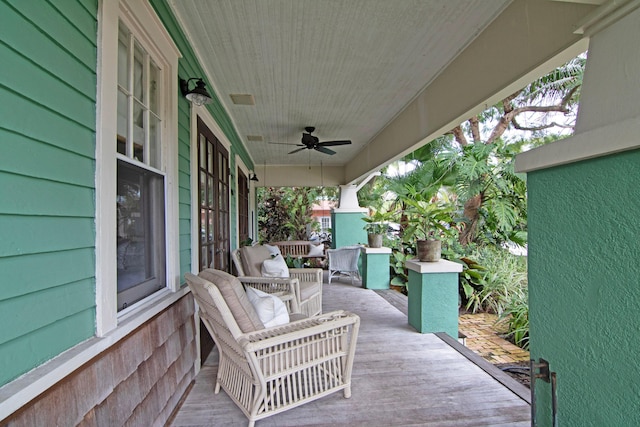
[528,149,640,426]
[407,270,458,338]
[331,211,367,249]
[361,251,390,289]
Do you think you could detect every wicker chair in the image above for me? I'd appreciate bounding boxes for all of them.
[327,245,363,284]
[185,269,360,427]
[232,246,323,317]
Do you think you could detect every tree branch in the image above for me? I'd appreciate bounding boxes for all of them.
[451,125,469,147]
[469,117,481,143]
[512,117,574,131]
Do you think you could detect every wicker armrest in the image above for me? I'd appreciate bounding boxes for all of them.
[289,268,323,284]
[241,310,360,351]
[238,276,301,314]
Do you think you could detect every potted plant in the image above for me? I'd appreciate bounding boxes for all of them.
[404,200,453,262]
[362,209,394,248]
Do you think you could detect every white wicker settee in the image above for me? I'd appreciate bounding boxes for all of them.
[185,269,360,427]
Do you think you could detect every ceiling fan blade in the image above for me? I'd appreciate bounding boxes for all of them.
[315,146,336,155]
[318,140,352,147]
[288,147,308,154]
[269,142,303,146]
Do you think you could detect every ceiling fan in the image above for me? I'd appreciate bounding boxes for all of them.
[269,127,351,155]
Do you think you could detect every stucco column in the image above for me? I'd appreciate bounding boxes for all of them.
[406,259,462,338]
[331,184,367,248]
[361,247,392,289]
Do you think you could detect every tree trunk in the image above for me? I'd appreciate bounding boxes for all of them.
[459,193,483,245]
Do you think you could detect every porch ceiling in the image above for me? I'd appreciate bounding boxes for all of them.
[169,0,597,185]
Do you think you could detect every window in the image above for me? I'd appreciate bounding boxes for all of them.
[97,0,180,334]
[115,21,166,310]
[320,217,331,232]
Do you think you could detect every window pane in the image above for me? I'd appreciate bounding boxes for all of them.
[208,176,214,205]
[208,211,214,242]
[200,208,207,243]
[117,89,128,155]
[133,100,145,162]
[118,24,129,89]
[207,143,213,172]
[133,41,145,102]
[200,246,207,270]
[117,160,166,311]
[149,60,159,114]
[199,171,206,206]
[149,113,161,169]
[199,135,206,168]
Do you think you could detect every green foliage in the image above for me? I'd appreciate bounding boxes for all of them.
[389,250,411,288]
[454,140,528,247]
[257,187,334,242]
[362,209,395,234]
[257,188,291,242]
[402,189,454,241]
[459,247,528,315]
[499,289,529,350]
[284,255,306,269]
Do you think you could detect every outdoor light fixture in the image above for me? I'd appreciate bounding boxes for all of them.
[249,172,259,182]
[180,77,213,106]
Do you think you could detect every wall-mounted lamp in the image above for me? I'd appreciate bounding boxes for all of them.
[180,77,213,106]
[249,173,259,182]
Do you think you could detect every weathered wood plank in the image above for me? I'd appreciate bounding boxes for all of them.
[171,281,530,426]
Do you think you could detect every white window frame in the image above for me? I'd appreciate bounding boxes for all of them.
[96,0,181,336]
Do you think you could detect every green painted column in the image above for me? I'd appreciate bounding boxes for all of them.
[330,209,367,249]
[361,247,391,289]
[406,260,462,339]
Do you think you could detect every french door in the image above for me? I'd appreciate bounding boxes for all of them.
[197,117,230,272]
[237,168,250,246]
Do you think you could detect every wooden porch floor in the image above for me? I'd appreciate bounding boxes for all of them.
[171,277,530,426]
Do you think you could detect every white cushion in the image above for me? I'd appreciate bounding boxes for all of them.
[261,254,290,278]
[245,286,290,328]
[308,243,324,257]
[264,244,281,257]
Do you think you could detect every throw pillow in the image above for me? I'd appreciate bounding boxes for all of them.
[245,286,290,328]
[264,244,282,257]
[308,243,324,257]
[261,254,290,278]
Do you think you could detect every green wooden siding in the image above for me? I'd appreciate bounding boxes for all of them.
[0,0,254,388]
[0,0,97,386]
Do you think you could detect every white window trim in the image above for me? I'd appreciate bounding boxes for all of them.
[189,105,233,272]
[96,0,181,336]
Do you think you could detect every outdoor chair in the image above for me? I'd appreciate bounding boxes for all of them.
[185,269,360,427]
[327,245,363,285]
[232,246,323,316]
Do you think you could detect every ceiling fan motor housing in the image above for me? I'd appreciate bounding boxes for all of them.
[302,132,319,146]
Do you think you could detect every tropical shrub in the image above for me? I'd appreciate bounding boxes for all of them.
[459,247,527,315]
[499,289,529,350]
